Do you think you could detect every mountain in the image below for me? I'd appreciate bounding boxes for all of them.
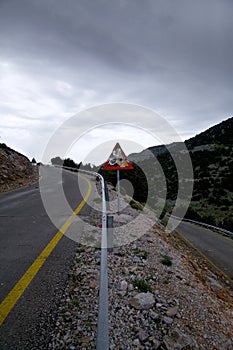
[186,117,233,149]
[0,143,38,193]
[126,117,233,231]
[129,142,184,162]
[129,145,169,162]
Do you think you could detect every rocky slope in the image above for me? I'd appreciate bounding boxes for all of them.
[0,143,38,193]
[48,189,233,350]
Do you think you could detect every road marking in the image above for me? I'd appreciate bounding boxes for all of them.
[0,176,92,326]
[176,229,233,283]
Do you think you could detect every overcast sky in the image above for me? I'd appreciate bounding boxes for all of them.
[0,0,232,164]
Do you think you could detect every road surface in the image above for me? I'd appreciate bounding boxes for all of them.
[0,166,93,350]
[176,221,233,282]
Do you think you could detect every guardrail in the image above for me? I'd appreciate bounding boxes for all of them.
[170,214,233,238]
[57,165,110,349]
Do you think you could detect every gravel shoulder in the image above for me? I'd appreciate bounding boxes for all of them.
[48,189,233,350]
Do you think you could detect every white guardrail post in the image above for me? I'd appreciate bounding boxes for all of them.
[95,172,109,350]
[61,166,109,349]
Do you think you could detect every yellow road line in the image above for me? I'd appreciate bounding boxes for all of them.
[176,229,233,283]
[0,177,92,326]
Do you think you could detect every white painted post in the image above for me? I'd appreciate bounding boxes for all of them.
[117,170,120,215]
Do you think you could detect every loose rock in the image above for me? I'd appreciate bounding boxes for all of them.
[163,328,195,350]
[129,293,155,310]
[166,306,179,317]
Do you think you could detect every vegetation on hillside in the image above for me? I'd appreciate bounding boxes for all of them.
[51,156,81,168]
[49,117,233,231]
[101,117,233,231]
[99,162,148,204]
[127,117,233,231]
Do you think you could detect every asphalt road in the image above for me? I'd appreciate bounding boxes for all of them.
[176,221,233,281]
[0,166,92,350]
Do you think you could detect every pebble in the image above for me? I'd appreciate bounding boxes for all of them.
[138,329,149,343]
[118,280,128,291]
[166,305,179,317]
[206,276,223,291]
[163,316,174,325]
[133,338,140,346]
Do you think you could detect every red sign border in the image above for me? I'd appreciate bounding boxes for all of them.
[102,142,134,171]
[102,160,134,171]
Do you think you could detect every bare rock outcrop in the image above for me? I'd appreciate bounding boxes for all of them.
[0,143,38,193]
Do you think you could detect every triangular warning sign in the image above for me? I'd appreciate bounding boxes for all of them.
[102,143,134,171]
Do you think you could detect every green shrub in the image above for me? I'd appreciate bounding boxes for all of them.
[72,299,79,307]
[134,248,149,260]
[161,256,172,266]
[133,279,152,292]
[129,200,142,211]
[163,279,169,284]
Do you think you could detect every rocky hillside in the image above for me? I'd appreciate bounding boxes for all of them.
[47,188,233,350]
[123,117,233,231]
[0,143,38,193]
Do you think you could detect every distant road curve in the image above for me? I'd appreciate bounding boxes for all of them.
[174,220,233,282]
[173,216,233,238]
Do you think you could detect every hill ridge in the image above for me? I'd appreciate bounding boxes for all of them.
[116,116,233,231]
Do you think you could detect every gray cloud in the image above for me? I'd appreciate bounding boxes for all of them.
[0,0,232,160]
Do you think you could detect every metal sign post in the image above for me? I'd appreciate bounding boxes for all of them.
[102,142,134,215]
[117,169,120,215]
